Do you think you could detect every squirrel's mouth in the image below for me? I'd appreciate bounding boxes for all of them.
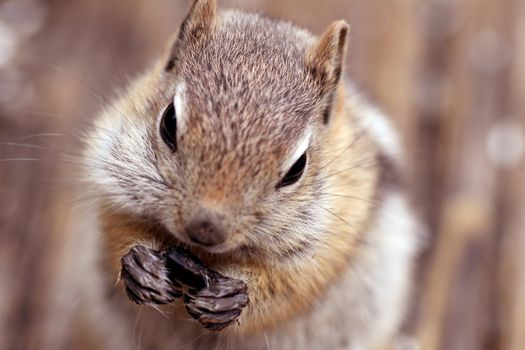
[153,219,250,264]
[167,230,248,263]
[185,236,248,261]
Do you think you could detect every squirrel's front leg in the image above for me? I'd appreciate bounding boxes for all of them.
[101,212,181,305]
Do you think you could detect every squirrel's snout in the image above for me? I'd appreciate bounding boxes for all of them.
[184,210,227,247]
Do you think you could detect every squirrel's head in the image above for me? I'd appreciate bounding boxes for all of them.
[86,0,355,257]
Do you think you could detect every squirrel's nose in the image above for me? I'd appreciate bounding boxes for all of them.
[184,212,227,247]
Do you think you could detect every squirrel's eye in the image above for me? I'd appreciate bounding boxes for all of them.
[277,152,307,188]
[160,102,177,151]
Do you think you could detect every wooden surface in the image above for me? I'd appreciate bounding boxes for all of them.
[0,0,523,349]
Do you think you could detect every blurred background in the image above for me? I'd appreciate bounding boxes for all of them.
[0,0,523,349]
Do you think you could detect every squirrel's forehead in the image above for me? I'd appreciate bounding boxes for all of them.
[179,57,309,97]
[177,54,317,125]
[179,90,312,141]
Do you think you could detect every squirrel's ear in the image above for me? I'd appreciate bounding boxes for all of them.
[306,20,349,93]
[306,20,349,124]
[164,0,217,72]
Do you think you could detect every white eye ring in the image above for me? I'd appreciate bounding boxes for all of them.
[173,83,188,134]
[283,127,312,171]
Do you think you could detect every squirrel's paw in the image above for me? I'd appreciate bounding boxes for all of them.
[166,246,249,331]
[183,273,249,331]
[120,245,182,305]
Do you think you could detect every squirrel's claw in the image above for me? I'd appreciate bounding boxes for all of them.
[185,301,242,331]
[120,246,182,305]
[182,273,249,331]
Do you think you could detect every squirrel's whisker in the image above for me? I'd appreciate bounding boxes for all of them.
[315,204,358,235]
[46,64,129,123]
[316,148,427,182]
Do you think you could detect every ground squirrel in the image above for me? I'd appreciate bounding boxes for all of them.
[69,0,421,349]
